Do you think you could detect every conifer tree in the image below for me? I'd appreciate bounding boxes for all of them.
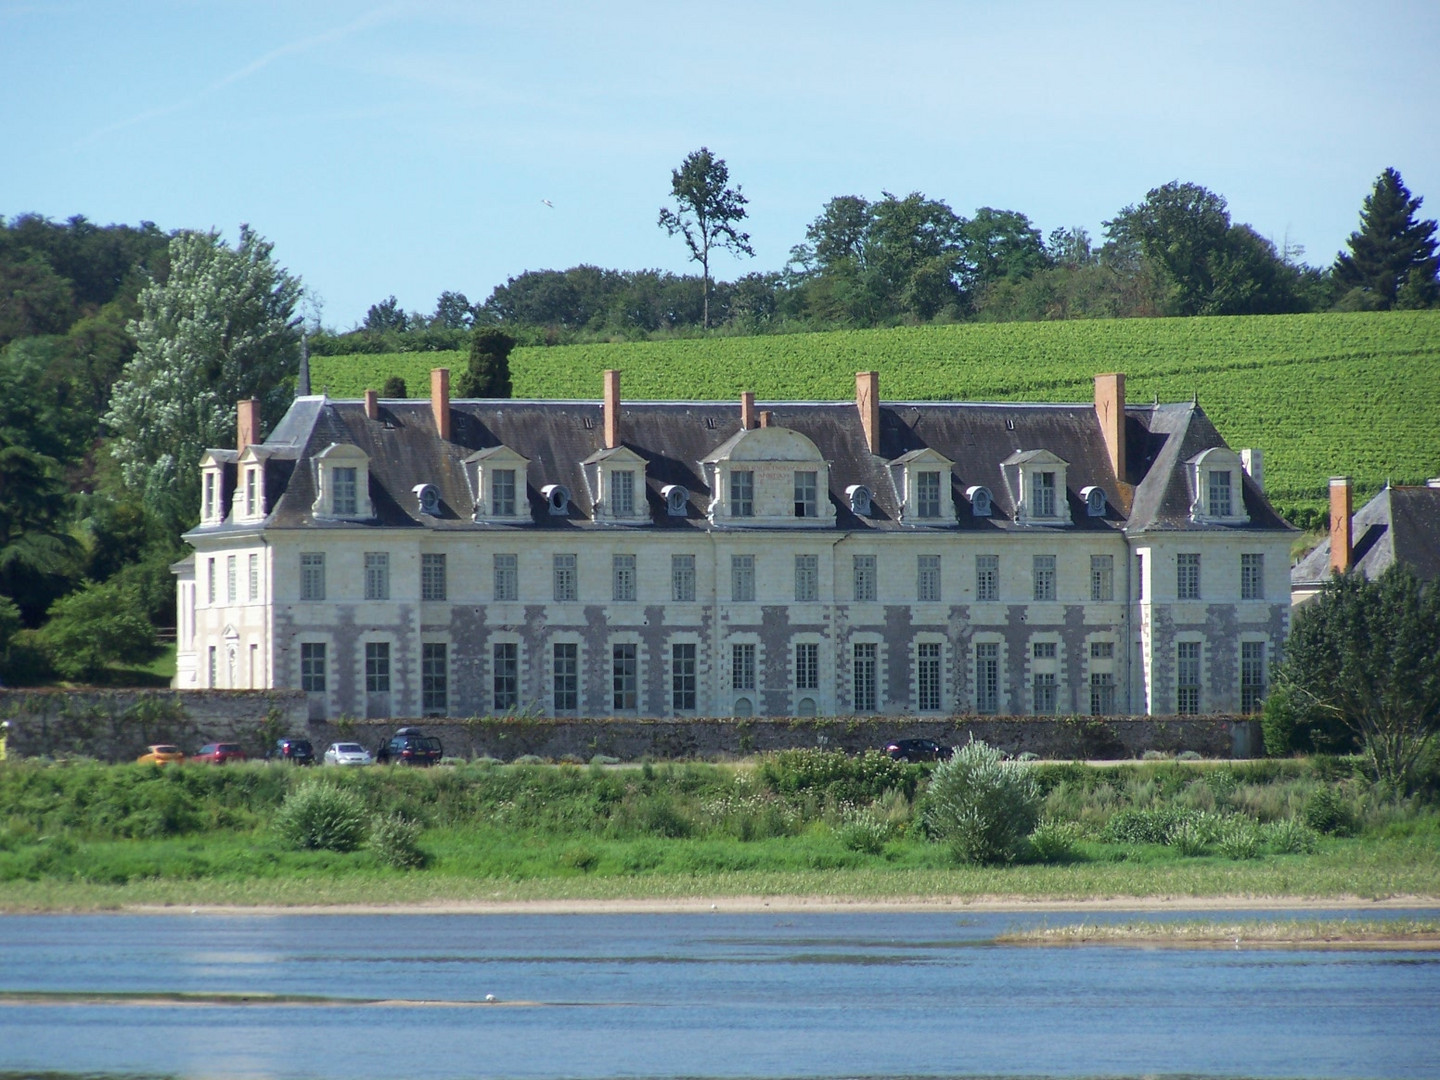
[1333,168,1440,309]
[453,327,515,398]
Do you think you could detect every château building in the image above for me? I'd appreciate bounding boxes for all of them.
[173,369,1294,721]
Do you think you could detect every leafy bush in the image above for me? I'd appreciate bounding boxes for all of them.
[1217,818,1262,860]
[920,739,1041,864]
[837,808,892,854]
[1302,786,1355,835]
[1027,818,1082,862]
[1102,806,1188,845]
[368,812,427,869]
[757,748,922,802]
[36,580,160,680]
[273,782,367,852]
[1263,817,1320,854]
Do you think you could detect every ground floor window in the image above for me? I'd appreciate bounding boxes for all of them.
[917,642,942,711]
[795,642,819,691]
[976,643,999,714]
[365,642,390,694]
[1241,641,1266,713]
[1176,641,1201,714]
[493,643,518,712]
[553,643,578,712]
[300,642,326,693]
[422,642,447,715]
[853,642,877,711]
[1090,672,1115,715]
[613,643,638,710]
[732,643,756,692]
[672,643,696,711]
[1033,671,1057,714]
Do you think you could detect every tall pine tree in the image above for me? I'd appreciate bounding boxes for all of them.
[453,328,515,398]
[1334,168,1440,309]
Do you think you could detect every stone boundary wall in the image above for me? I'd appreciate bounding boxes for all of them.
[0,690,1262,762]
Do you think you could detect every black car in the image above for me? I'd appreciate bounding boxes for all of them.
[884,738,953,762]
[268,737,315,765]
[376,726,443,766]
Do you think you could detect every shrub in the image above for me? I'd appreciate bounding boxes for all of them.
[1263,817,1320,854]
[1103,807,1187,845]
[369,812,427,869]
[559,845,599,872]
[757,748,922,802]
[1302,786,1355,835]
[273,782,367,852]
[837,808,891,854]
[921,739,1040,865]
[1217,818,1262,860]
[1027,818,1082,862]
[1166,813,1221,857]
[36,580,160,680]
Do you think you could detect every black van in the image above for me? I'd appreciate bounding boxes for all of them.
[376,726,443,766]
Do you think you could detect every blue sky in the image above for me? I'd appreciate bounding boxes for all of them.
[5,0,1438,329]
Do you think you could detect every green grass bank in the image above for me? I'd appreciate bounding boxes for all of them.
[1,753,1435,911]
[310,311,1440,524]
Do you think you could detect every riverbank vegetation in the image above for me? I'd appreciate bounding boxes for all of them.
[0,752,1435,911]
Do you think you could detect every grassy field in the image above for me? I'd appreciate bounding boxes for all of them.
[309,311,1440,523]
[1,754,1435,911]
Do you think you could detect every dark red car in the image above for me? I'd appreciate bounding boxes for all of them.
[193,742,247,764]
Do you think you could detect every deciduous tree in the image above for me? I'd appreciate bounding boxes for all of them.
[658,147,754,328]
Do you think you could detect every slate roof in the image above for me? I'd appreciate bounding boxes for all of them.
[1292,484,1440,586]
[187,392,1294,539]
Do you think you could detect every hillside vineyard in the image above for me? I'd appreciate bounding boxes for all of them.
[173,370,1294,720]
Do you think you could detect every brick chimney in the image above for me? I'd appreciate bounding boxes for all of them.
[236,398,260,452]
[856,371,880,454]
[364,388,379,421]
[431,368,451,440]
[740,391,756,431]
[603,369,621,448]
[758,410,774,428]
[1330,476,1353,573]
[1094,373,1126,483]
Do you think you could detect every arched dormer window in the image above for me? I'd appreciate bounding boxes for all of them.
[888,448,955,526]
[542,484,571,516]
[583,445,649,523]
[1187,447,1250,524]
[1002,449,1072,527]
[965,485,993,517]
[465,445,530,523]
[662,484,690,517]
[312,443,374,521]
[702,426,834,529]
[1080,485,1107,517]
[846,484,873,517]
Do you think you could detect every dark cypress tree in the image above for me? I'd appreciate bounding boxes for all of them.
[1333,168,1440,309]
[453,327,515,398]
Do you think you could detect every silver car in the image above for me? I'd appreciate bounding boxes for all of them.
[323,741,374,766]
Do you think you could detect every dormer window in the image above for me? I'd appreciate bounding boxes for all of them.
[663,484,689,517]
[543,484,571,516]
[1187,448,1250,524]
[204,472,217,521]
[609,470,635,516]
[412,484,440,516]
[1081,485,1106,517]
[1030,471,1056,517]
[847,485,872,516]
[889,448,954,526]
[583,445,648,523]
[333,468,357,515]
[916,471,942,518]
[492,470,516,516]
[465,445,530,523]
[313,443,373,521]
[197,449,237,525]
[1003,449,1071,527]
[966,486,993,517]
[244,468,258,517]
[795,471,818,518]
[730,471,754,517]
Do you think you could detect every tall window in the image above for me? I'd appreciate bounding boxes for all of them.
[226,555,237,604]
[245,468,257,517]
[609,470,635,516]
[364,552,390,600]
[365,642,390,694]
[732,643,756,691]
[672,643,696,711]
[613,554,637,602]
[731,554,755,602]
[1031,471,1057,517]
[853,642,877,711]
[208,645,217,687]
[1033,672,1057,715]
[1209,469,1232,517]
[492,469,516,516]
[1176,641,1201,714]
[1136,553,1145,600]
[333,467,358,515]
[248,553,260,601]
[1090,554,1114,601]
[976,642,999,714]
[795,642,819,691]
[612,643,638,710]
[853,555,876,602]
[917,554,941,602]
[493,643,518,711]
[300,553,324,601]
[1241,553,1265,600]
[421,553,447,601]
[553,554,577,602]
[730,470,754,517]
[794,471,818,517]
[1241,641,1266,713]
[203,472,216,520]
[1177,553,1201,600]
[422,643,448,714]
[300,643,326,693]
[494,554,518,601]
[976,554,999,602]
[553,642,578,711]
[916,471,942,518]
[794,554,818,601]
[917,642,942,711]
[1090,673,1115,715]
[671,554,695,602]
[1032,555,1056,601]
[207,557,216,604]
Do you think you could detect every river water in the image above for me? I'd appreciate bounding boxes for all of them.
[0,908,1436,1080]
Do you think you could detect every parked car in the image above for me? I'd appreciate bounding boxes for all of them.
[268,737,315,765]
[323,742,374,767]
[375,726,443,766]
[137,744,185,765]
[884,738,953,763]
[193,742,247,764]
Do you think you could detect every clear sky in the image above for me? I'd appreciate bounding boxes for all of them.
[5,0,1438,330]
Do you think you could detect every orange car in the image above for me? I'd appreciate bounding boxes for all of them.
[137,744,185,765]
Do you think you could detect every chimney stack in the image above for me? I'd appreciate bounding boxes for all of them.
[758,410,774,428]
[1240,448,1264,492]
[431,368,451,440]
[1094,373,1126,483]
[1330,476,1353,574]
[236,398,260,452]
[603,369,621,448]
[856,371,880,455]
[740,391,756,431]
[364,388,379,421]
